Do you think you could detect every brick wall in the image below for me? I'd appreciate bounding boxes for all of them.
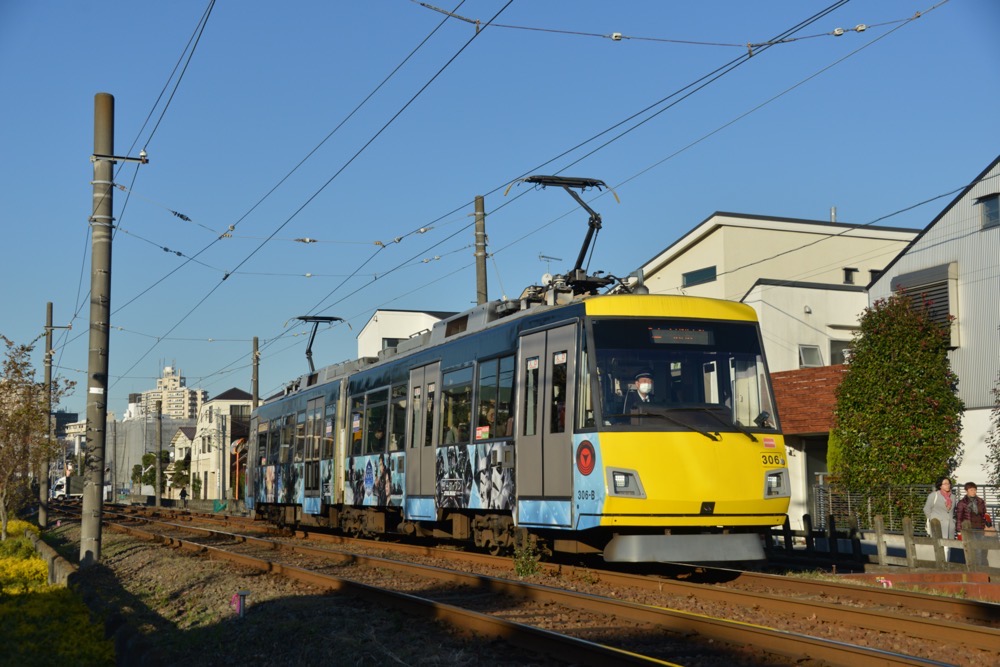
[771,365,847,435]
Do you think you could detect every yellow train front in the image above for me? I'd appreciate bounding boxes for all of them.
[247,293,789,563]
[514,295,789,563]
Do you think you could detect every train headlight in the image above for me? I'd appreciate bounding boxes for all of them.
[606,468,646,498]
[764,469,790,498]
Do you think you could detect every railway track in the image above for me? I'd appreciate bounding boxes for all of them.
[108,505,1000,625]
[58,504,991,665]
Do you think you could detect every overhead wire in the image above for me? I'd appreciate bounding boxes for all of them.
[487,0,946,267]
[114,0,943,400]
[176,0,866,389]
[109,0,515,389]
[103,0,471,322]
[411,0,932,51]
[53,0,217,360]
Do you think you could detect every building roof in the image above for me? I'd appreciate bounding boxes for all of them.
[367,308,457,319]
[739,278,868,303]
[208,387,253,402]
[865,154,1000,288]
[177,427,196,441]
[638,211,919,277]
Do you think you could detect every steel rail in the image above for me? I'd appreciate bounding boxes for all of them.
[99,514,948,666]
[103,520,674,666]
[96,506,1000,650]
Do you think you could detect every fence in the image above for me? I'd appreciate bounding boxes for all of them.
[812,484,999,535]
[767,514,999,572]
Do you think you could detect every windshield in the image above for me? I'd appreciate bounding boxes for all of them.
[591,318,779,433]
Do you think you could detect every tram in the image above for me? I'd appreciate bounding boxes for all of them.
[246,177,790,562]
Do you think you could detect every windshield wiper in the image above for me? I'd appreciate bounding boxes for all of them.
[604,412,719,441]
[692,407,757,442]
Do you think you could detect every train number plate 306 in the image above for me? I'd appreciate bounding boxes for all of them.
[760,453,785,467]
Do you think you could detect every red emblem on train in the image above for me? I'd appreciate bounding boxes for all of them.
[576,440,596,476]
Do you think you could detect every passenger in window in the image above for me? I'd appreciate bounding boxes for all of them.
[369,425,385,454]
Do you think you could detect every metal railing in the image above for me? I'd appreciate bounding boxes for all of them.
[812,484,999,535]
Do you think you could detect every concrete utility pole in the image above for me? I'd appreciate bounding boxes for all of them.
[39,303,53,529]
[155,400,162,507]
[80,93,114,567]
[251,337,259,410]
[474,195,488,305]
[80,93,148,567]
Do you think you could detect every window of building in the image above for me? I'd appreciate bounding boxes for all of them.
[682,266,717,287]
[869,269,881,284]
[830,340,852,365]
[979,193,999,230]
[798,344,823,368]
[843,267,859,285]
[890,263,959,348]
[382,337,403,351]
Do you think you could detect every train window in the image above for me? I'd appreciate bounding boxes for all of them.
[322,402,336,460]
[269,419,280,465]
[256,421,268,466]
[441,367,473,445]
[475,355,515,440]
[410,386,422,450]
[591,318,779,433]
[280,415,294,464]
[306,398,323,462]
[523,356,539,437]
[294,410,306,463]
[550,351,568,433]
[476,360,498,440]
[497,356,514,436]
[389,384,406,452]
[365,389,389,455]
[577,346,595,429]
[424,383,435,447]
[350,396,364,456]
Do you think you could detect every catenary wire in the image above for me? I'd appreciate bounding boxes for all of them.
[117,3,936,392]
[108,1,514,389]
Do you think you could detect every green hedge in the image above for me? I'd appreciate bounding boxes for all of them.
[0,525,114,666]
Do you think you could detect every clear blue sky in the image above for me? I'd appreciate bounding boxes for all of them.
[1,0,997,418]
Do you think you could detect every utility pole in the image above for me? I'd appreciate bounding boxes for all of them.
[474,195,488,305]
[80,93,148,567]
[80,93,114,567]
[155,400,162,507]
[39,303,53,528]
[251,337,259,410]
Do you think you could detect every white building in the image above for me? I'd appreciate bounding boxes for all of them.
[869,155,1000,485]
[357,309,456,359]
[137,366,207,420]
[189,388,252,500]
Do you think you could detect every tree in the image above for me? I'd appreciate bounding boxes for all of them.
[0,336,71,540]
[169,450,191,492]
[832,292,964,495]
[131,452,170,493]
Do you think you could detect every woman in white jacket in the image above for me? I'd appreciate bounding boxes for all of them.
[923,476,956,540]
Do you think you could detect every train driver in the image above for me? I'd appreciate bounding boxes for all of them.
[623,371,655,413]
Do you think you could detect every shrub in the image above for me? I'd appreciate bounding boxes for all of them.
[0,588,114,666]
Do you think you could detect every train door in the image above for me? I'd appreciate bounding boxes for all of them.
[516,323,577,511]
[405,362,440,506]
